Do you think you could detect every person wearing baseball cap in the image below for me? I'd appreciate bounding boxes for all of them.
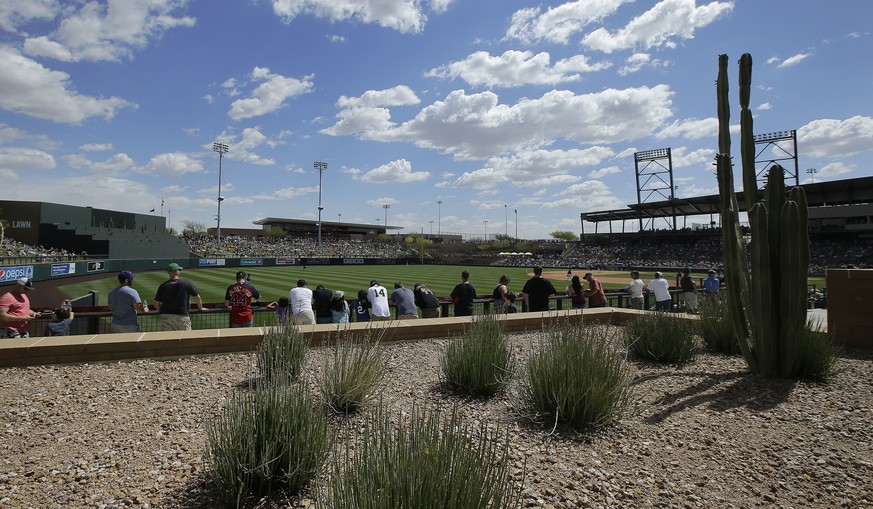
[367,280,390,321]
[153,262,205,331]
[0,278,39,338]
[107,270,149,333]
[224,271,260,327]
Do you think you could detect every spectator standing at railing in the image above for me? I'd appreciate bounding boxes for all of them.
[450,270,477,317]
[44,304,74,336]
[413,282,440,318]
[521,266,557,313]
[330,291,350,323]
[492,275,512,313]
[153,263,205,331]
[108,271,148,333]
[679,267,698,314]
[391,282,418,320]
[353,290,371,322]
[703,270,720,302]
[566,275,586,310]
[647,272,672,312]
[312,284,334,324]
[367,280,391,321]
[289,279,315,325]
[0,278,39,339]
[627,271,645,310]
[224,271,260,328]
[584,273,608,308]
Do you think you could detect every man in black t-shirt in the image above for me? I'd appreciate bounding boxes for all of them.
[312,285,333,324]
[450,270,477,317]
[154,262,205,331]
[413,282,440,318]
[521,265,557,313]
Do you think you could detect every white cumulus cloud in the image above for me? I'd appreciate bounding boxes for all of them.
[360,159,430,183]
[228,67,314,120]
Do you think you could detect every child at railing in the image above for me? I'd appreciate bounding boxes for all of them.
[44,301,74,336]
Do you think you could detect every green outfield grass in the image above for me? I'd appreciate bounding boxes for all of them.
[58,265,828,306]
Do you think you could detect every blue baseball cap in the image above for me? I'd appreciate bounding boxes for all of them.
[118,270,135,282]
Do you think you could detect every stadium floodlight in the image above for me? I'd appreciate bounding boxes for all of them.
[383,204,390,227]
[314,161,328,246]
[504,203,508,236]
[429,220,434,235]
[213,142,229,242]
[338,213,342,223]
[437,200,442,235]
[806,168,818,183]
[514,208,518,239]
[483,219,488,241]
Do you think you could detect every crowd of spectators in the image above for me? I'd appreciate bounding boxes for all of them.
[1,238,87,263]
[183,235,419,259]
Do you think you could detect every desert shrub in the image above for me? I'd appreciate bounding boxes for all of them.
[795,319,839,381]
[517,323,633,431]
[320,327,387,413]
[257,323,307,384]
[440,312,515,397]
[624,311,698,365]
[322,404,521,509]
[697,299,741,355]
[204,383,329,508]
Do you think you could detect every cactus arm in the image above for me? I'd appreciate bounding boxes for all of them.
[717,55,731,156]
[749,202,776,376]
[779,200,803,377]
[739,54,759,209]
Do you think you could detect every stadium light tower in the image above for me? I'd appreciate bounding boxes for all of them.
[806,168,818,183]
[314,161,328,246]
[483,219,488,241]
[383,204,390,226]
[437,200,442,235]
[514,208,518,239]
[429,220,434,235]
[212,142,229,242]
[504,203,508,236]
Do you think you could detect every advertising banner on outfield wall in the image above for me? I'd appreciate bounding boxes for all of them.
[343,258,365,264]
[199,258,226,266]
[0,265,34,283]
[276,258,297,265]
[302,258,331,265]
[240,258,264,266]
[51,263,76,276]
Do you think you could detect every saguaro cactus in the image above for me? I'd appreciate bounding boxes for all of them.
[715,53,810,378]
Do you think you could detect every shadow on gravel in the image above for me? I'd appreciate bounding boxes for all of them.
[641,370,796,424]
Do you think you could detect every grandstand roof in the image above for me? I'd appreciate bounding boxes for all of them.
[581,176,873,223]
[252,217,402,236]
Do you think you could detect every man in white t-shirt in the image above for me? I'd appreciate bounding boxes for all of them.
[646,272,672,312]
[627,271,645,310]
[289,279,315,325]
[367,280,390,321]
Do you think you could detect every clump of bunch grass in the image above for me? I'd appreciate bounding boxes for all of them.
[257,323,307,385]
[795,319,839,381]
[440,312,515,397]
[517,323,633,432]
[204,383,329,508]
[322,404,521,509]
[624,311,698,365]
[319,327,387,413]
[697,299,741,355]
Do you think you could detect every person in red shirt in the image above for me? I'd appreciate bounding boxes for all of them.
[224,271,261,328]
[584,272,608,308]
[0,278,40,338]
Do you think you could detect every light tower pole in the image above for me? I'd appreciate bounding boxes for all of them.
[314,161,327,246]
[212,142,229,242]
[504,203,508,237]
[514,208,518,239]
[806,168,818,183]
[383,204,390,227]
[437,200,442,235]
[483,219,489,241]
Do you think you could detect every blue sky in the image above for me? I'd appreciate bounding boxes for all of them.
[1,0,871,239]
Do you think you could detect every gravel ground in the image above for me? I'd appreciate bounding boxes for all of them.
[1,330,871,509]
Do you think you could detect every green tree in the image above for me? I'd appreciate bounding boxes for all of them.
[264,228,287,239]
[182,220,207,237]
[550,231,577,242]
